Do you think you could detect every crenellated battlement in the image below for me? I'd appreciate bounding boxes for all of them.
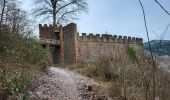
[39,24,53,28]
[77,33,143,44]
[39,23,75,29]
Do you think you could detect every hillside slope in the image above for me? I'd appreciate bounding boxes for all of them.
[144,40,170,56]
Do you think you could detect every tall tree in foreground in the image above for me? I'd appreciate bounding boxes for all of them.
[33,0,88,26]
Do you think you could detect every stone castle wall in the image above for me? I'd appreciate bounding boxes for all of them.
[39,23,143,64]
[76,33,143,62]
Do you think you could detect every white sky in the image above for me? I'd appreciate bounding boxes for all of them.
[19,0,170,42]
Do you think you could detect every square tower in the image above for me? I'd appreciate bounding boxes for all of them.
[39,24,63,64]
[39,23,78,64]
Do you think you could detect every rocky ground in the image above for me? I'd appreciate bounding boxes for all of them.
[28,67,109,100]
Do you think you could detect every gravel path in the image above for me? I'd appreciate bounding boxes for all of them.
[29,67,101,100]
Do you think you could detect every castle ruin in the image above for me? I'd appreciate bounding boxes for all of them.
[39,23,143,64]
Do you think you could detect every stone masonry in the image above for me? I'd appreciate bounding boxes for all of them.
[39,23,143,64]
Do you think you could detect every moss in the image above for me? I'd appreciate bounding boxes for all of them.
[127,45,137,62]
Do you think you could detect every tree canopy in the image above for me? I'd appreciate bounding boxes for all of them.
[32,0,88,26]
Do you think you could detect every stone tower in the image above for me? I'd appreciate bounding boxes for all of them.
[39,23,77,64]
[63,23,77,63]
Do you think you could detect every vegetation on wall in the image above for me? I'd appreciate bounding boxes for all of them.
[127,45,137,62]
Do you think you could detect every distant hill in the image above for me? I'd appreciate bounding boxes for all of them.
[144,40,170,56]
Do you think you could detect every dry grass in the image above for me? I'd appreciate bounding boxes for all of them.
[59,56,170,100]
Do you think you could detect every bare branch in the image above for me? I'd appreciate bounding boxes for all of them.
[154,0,170,16]
[138,0,156,99]
[55,1,75,14]
[44,0,53,8]
[57,10,76,24]
[42,15,52,22]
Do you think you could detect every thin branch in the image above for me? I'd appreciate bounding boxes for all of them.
[42,15,52,22]
[55,1,75,14]
[57,10,76,24]
[36,10,52,17]
[162,24,170,39]
[154,0,170,16]
[44,0,53,7]
[33,7,52,17]
[138,0,156,100]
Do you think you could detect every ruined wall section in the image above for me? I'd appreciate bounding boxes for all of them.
[63,23,77,63]
[77,33,143,62]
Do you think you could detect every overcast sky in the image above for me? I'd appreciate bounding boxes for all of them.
[19,0,170,42]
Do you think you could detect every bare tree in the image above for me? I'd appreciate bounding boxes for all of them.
[0,0,34,37]
[0,0,7,26]
[32,0,88,26]
[0,0,18,26]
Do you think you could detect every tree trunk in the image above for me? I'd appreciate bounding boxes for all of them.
[51,0,57,27]
[53,12,56,26]
[0,0,6,26]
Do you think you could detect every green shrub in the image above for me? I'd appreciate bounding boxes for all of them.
[127,45,137,62]
[0,31,50,68]
[8,73,32,99]
[0,28,50,99]
[0,69,32,100]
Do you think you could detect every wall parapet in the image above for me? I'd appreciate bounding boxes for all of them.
[39,24,53,28]
[77,33,143,44]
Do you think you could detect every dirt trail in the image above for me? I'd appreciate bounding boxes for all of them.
[50,67,80,100]
[29,67,98,100]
